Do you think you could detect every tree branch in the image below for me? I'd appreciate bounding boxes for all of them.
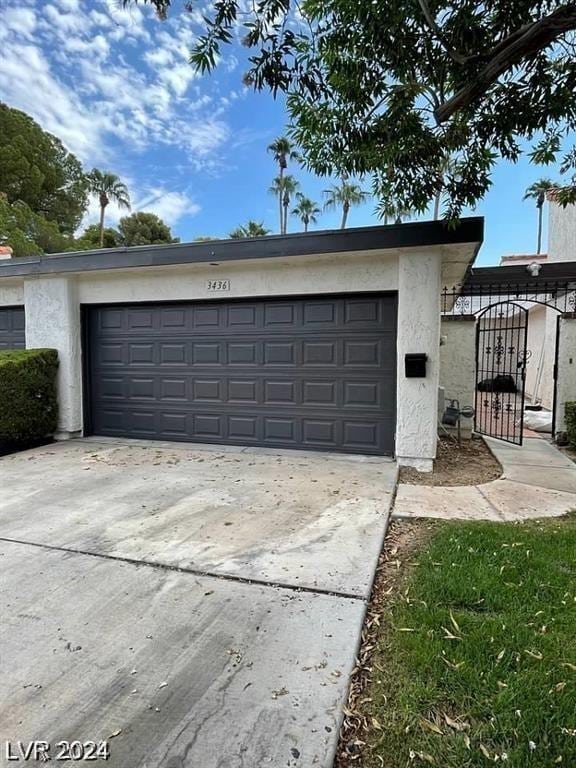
[417,0,469,65]
[435,3,576,123]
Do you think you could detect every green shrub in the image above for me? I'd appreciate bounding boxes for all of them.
[0,349,58,447]
[566,401,576,448]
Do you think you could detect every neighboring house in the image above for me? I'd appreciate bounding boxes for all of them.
[498,203,576,410]
[0,220,483,471]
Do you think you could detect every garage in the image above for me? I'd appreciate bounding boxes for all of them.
[86,293,397,455]
[0,307,25,349]
[0,219,484,468]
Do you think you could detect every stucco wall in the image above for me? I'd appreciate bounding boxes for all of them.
[395,250,442,471]
[548,203,576,263]
[76,251,399,304]
[24,277,83,438]
[555,315,576,434]
[524,305,558,409]
[0,283,24,305]
[439,316,476,435]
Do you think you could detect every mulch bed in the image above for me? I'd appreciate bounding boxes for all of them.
[399,436,501,487]
[334,519,437,767]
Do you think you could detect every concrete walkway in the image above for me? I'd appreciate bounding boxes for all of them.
[393,437,576,521]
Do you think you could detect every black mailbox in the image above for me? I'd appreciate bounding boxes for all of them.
[405,353,427,378]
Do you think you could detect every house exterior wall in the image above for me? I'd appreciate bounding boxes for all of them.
[24,277,83,438]
[439,316,476,437]
[76,251,399,304]
[548,203,576,263]
[555,315,576,434]
[3,246,456,469]
[395,250,442,471]
[524,304,557,410]
[0,283,24,305]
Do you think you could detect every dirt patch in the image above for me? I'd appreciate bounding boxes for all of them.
[335,519,438,767]
[399,435,501,486]
[558,444,576,465]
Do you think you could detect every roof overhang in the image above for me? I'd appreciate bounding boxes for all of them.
[464,261,576,293]
[0,218,484,280]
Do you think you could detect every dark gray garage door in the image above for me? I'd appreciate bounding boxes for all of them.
[87,294,397,455]
[0,307,25,349]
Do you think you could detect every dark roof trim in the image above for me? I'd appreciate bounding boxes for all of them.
[0,218,483,279]
[464,261,576,291]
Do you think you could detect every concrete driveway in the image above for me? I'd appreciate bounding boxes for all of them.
[0,438,396,767]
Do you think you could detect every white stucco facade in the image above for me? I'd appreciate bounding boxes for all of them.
[548,202,576,263]
[0,227,481,468]
[439,316,476,436]
[395,250,442,470]
[24,277,83,438]
[556,316,576,434]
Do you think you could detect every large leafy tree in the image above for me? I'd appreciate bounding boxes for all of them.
[523,177,557,254]
[291,194,321,232]
[118,212,179,246]
[229,220,271,238]
[0,103,88,233]
[323,179,368,229]
[75,224,123,250]
[86,170,131,248]
[0,193,72,257]
[124,0,576,218]
[267,136,299,233]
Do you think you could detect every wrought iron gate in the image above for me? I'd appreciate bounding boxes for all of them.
[475,302,529,445]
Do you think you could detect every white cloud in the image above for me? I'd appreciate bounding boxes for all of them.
[0,7,37,40]
[43,4,86,33]
[0,42,110,161]
[82,187,200,231]
[135,189,201,224]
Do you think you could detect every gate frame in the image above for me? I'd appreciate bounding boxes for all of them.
[474,300,529,445]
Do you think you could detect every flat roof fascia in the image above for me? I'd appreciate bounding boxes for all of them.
[0,218,483,280]
[464,260,576,290]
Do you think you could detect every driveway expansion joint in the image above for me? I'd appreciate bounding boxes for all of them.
[0,534,366,602]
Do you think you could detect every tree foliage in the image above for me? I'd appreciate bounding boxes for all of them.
[118,212,179,246]
[229,220,271,238]
[0,102,88,233]
[125,0,576,218]
[323,179,368,229]
[0,194,72,257]
[291,193,320,232]
[75,224,123,250]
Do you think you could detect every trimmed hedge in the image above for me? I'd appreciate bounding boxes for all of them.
[566,402,576,449]
[0,349,59,446]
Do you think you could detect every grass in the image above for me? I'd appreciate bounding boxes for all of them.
[363,516,576,767]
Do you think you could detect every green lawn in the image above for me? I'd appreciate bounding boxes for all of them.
[364,516,576,767]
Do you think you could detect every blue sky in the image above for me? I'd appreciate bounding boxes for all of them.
[0,0,563,266]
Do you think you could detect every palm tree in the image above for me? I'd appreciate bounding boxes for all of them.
[291,194,321,232]
[86,169,131,248]
[523,178,557,254]
[267,136,299,233]
[323,179,368,229]
[269,175,300,234]
[229,220,271,239]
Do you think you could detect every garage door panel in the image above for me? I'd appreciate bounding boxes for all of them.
[88,294,397,455]
[0,307,25,349]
